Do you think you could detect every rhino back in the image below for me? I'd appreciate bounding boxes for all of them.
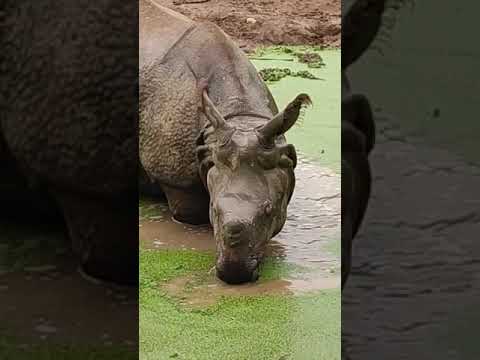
[140,0,195,72]
[140,20,277,188]
[1,1,138,196]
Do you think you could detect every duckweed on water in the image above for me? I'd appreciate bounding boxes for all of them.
[295,52,325,68]
[250,46,327,69]
[140,249,340,360]
[259,68,321,82]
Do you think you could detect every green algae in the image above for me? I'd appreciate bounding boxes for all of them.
[259,68,321,83]
[139,249,340,360]
[139,248,307,289]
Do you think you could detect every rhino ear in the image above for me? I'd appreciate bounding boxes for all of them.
[278,144,297,169]
[258,94,312,140]
[202,89,228,130]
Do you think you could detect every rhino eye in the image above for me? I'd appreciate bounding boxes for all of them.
[258,136,275,150]
[262,201,273,216]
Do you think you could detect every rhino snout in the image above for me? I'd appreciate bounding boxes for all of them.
[216,257,259,285]
[222,221,249,248]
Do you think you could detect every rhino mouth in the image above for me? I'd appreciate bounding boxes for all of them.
[216,255,260,284]
[212,215,269,284]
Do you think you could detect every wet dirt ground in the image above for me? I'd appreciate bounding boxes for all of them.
[155,0,341,52]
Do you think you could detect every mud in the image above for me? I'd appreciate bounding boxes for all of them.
[140,154,341,296]
[162,272,340,308]
[0,220,138,347]
[140,214,212,251]
[155,0,341,52]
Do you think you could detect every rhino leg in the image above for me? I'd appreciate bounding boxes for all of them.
[139,165,166,200]
[0,135,59,219]
[52,190,138,285]
[162,184,210,225]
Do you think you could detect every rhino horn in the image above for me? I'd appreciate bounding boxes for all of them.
[202,89,229,130]
[258,94,312,140]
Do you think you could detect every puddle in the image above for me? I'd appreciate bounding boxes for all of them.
[163,272,340,309]
[140,154,341,294]
[0,219,138,347]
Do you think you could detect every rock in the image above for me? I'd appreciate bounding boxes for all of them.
[246,17,257,24]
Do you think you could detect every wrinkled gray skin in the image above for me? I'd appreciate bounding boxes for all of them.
[140,0,310,284]
[1,1,138,285]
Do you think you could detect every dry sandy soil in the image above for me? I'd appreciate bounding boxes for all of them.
[156,0,341,51]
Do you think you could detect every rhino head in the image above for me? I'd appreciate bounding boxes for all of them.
[197,89,311,284]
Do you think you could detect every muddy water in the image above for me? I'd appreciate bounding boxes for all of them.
[343,3,480,358]
[163,273,340,309]
[343,114,480,359]
[0,220,138,348]
[140,154,341,298]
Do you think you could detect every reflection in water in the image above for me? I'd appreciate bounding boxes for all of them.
[140,155,341,296]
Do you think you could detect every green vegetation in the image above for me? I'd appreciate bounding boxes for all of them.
[140,249,340,360]
[0,220,137,359]
[259,68,321,83]
[0,220,67,273]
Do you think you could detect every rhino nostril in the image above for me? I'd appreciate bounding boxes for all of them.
[226,237,241,248]
[223,222,246,247]
[224,222,244,235]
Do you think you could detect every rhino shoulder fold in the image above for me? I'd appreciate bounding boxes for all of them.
[139,0,196,69]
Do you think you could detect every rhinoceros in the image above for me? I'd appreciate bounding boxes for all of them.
[1,1,138,285]
[139,0,311,284]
